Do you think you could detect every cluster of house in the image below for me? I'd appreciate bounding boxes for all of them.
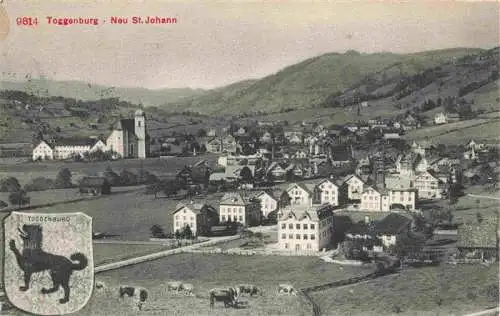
[32,109,149,160]
[434,112,461,125]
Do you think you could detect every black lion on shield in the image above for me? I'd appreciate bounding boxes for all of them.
[8,224,88,304]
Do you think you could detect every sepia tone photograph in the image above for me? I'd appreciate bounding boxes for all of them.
[0,0,498,315]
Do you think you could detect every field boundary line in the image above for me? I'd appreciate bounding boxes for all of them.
[463,307,499,316]
[467,194,500,201]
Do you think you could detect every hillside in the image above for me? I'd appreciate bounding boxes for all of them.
[0,79,206,107]
[164,48,484,115]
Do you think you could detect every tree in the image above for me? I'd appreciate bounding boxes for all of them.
[239,166,253,184]
[174,230,181,239]
[150,225,166,238]
[104,166,121,186]
[24,177,55,191]
[183,225,193,239]
[9,190,30,207]
[120,169,137,186]
[279,191,291,209]
[0,177,21,192]
[55,168,73,189]
[197,128,207,137]
[163,179,181,197]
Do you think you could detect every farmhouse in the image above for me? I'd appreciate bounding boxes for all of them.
[342,174,366,200]
[457,218,498,263]
[278,204,334,252]
[374,213,412,249]
[172,202,219,237]
[218,192,261,227]
[414,171,443,199]
[107,109,150,159]
[315,179,340,206]
[79,177,111,196]
[286,183,316,207]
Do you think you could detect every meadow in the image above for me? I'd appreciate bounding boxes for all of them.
[79,253,371,316]
[0,155,218,186]
[310,264,499,316]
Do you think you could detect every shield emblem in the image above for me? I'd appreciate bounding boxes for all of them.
[3,212,94,315]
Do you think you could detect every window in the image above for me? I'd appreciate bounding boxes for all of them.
[289,234,293,239]
[289,224,293,229]
[190,216,194,221]
[310,234,315,240]
[281,224,286,229]
[296,224,300,229]
[281,234,286,239]
[303,234,308,240]
[221,215,226,221]
[296,234,301,240]
[303,224,308,229]
[307,244,311,249]
[310,224,315,229]
[285,243,289,249]
[239,216,243,221]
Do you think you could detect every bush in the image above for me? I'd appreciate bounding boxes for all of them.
[0,177,21,192]
[24,177,55,191]
[119,169,137,186]
[8,190,30,206]
[55,168,73,189]
[103,167,120,186]
[150,225,167,238]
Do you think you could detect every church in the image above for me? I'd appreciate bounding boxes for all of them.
[106,109,150,159]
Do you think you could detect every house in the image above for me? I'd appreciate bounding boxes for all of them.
[395,153,428,176]
[222,135,237,153]
[277,204,334,252]
[361,186,390,212]
[285,163,307,180]
[207,128,217,137]
[79,177,111,196]
[315,179,339,206]
[236,127,247,136]
[260,132,273,144]
[266,162,287,182]
[374,213,412,249]
[107,109,149,159]
[414,171,443,199]
[456,217,498,263]
[330,146,352,167]
[343,174,366,200]
[253,191,278,219]
[224,165,256,182]
[286,183,316,207]
[292,149,308,159]
[32,140,54,160]
[172,202,219,237]
[219,192,261,227]
[388,188,417,210]
[383,133,401,141]
[434,112,448,125]
[206,138,222,153]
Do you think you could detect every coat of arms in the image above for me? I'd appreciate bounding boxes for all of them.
[3,212,94,315]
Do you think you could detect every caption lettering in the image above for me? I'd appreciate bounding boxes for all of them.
[16,16,178,27]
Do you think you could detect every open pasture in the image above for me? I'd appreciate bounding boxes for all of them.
[0,155,218,186]
[310,264,499,316]
[78,253,370,315]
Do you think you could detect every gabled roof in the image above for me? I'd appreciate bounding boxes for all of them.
[220,192,252,206]
[279,204,333,222]
[252,190,278,201]
[375,213,412,235]
[457,218,498,248]
[173,202,215,215]
[53,138,104,148]
[79,177,108,188]
[286,182,313,195]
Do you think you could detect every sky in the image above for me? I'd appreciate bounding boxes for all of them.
[0,0,498,89]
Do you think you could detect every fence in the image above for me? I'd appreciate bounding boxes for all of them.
[186,247,323,257]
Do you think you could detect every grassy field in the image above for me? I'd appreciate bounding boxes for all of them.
[0,190,226,241]
[310,264,499,316]
[403,118,499,145]
[93,243,171,266]
[75,253,371,316]
[0,155,218,186]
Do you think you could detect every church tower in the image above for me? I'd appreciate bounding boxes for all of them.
[134,109,147,159]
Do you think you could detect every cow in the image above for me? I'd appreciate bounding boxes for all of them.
[180,283,195,296]
[236,284,262,296]
[119,285,148,311]
[167,281,183,292]
[278,284,296,295]
[95,281,107,291]
[209,287,239,308]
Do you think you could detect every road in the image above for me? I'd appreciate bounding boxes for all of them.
[462,307,499,316]
[467,194,500,201]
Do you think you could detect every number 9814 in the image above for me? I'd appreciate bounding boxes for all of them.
[16,17,38,26]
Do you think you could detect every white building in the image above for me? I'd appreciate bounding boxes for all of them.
[253,191,278,219]
[106,109,149,159]
[343,174,365,200]
[218,192,261,227]
[361,186,416,212]
[315,179,339,206]
[277,204,334,252]
[434,112,448,125]
[172,202,219,236]
[32,138,107,161]
[415,171,443,199]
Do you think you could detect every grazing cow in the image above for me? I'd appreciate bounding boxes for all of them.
[209,287,239,308]
[167,281,183,292]
[119,286,148,311]
[278,284,296,295]
[180,283,195,296]
[95,281,107,290]
[237,284,262,296]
